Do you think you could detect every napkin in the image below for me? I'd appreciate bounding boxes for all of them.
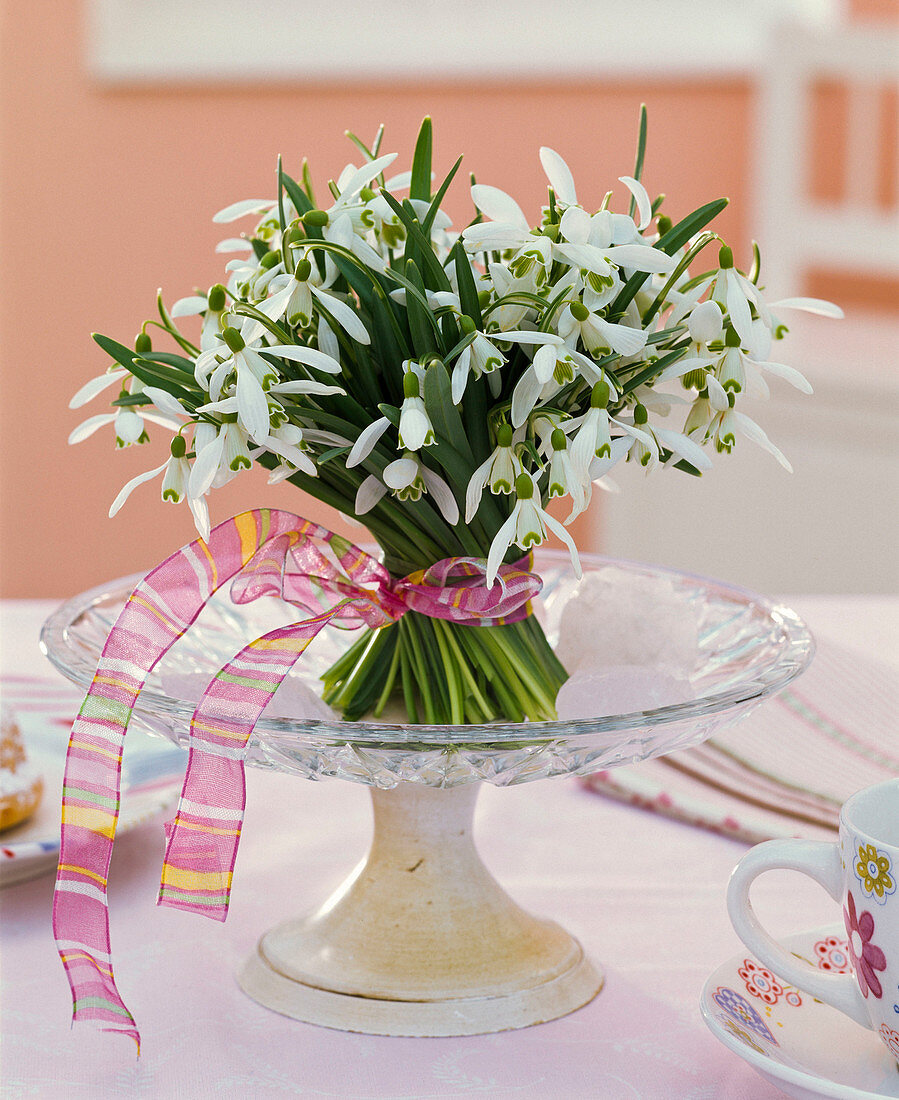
[581,639,899,844]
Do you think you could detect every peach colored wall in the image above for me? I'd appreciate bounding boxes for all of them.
[0,2,758,597]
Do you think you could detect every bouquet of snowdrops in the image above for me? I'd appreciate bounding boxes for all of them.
[70,112,838,725]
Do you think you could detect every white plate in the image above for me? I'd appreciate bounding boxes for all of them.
[701,925,899,1099]
[1,706,185,887]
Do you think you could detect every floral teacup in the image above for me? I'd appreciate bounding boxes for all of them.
[727,778,899,1063]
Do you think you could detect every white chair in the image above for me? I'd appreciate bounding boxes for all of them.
[753,21,899,299]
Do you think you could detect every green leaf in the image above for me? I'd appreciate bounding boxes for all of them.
[402,259,439,356]
[629,104,648,219]
[138,351,197,377]
[672,456,704,477]
[422,154,463,236]
[451,240,483,328]
[280,170,314,216]
[619,345,689,396]
[609,197,728,319]
[316,445,351,465]
[410,116,433,202]
[377,190,450,291]
[422,359,475,465]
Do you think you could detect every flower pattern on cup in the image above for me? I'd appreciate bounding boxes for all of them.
[813,935,851,974]
[855,841,896,904]
[739,959,784,1005]
[844,890,887,999]
[879,1024,899,1060]
[713,986,778,1044]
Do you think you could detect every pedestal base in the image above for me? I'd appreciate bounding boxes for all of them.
[238,939,603,1037]
[237,784,604,1036]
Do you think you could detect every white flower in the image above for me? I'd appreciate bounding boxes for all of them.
[571,380,615,473]
[69,376,183,448]
[109,435,209,539]
[194,323,280,444]
[465,425,523,522]
[485,472,581,587]
[710,245,762,349]
[451,321,506,403]
[545,428,586,516]
[346,416,391,468]
[355,456,459,525]
[397,371,435,451]
[559,299,648,358]
[553,205,676,279]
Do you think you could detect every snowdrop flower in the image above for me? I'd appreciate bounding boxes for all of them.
[109,435,210,538]
[258,423,317,480]
[69,376,183,448]
[465,425,523,522]
[545,429,586,518]
[559,299,648,358]
[553,205,676,281]
[346,416,391,468]
[616,404,713,472]
[485,472,581,588]
[715,325,813,399]
[194,323,281,443]
[451,318,506,403]
[508,334,578,428]
[571,380,615,473]
[397,371,435,451]
[462,185,533,252]
[702,395,793,471]
[188,418,256,499]
[170,284,230,350]
[710,245,762,349]
[354,456,459,524]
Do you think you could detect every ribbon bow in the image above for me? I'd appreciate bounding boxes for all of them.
[53,509,541,1051]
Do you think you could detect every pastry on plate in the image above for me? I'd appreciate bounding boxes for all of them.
[0,705,44,832]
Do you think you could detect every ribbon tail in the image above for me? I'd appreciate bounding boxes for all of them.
[158,599,365,920]
[52,508,317,1049]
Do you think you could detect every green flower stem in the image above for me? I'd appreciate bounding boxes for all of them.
[431,618,495,723]
[373,631,403,718]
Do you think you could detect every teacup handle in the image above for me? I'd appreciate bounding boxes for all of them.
[727,839,870,1029]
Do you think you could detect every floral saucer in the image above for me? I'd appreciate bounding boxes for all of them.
[701,925,899,1099]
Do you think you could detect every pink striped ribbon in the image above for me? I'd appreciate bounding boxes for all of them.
[53,509,540,1051]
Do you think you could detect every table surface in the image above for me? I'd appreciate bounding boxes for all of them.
[1,595,896,1100]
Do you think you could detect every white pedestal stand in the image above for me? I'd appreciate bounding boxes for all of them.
[238,783,602,1036]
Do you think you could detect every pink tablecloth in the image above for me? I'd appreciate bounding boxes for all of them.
[1,596,896,1100]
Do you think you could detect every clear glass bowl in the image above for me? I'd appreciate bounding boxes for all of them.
[40,551,813,788]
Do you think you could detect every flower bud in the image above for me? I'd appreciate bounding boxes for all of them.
[591,380,610,409]
[570,301,590,322]
[207,284,227,312]
[283,224,306,248]
[302,209,330,228]
[497,424,514,448]
[259,249,281,270]
[402,372,421,399]
[633,403,648,425]
[459,315,477,335]
[718,245,734,269]
[170,435,187,459]
[657,215,672,236]
[294,258,312,282]
[360,186,376,202]
[550,428,567,451]
[134,332,152,354]
[514,473,534,499]
[222,326,245,353]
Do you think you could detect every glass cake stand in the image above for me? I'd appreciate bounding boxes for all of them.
[41,551,813,1037]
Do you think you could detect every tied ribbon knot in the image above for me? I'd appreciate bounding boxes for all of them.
[52,509,541,1051]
